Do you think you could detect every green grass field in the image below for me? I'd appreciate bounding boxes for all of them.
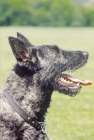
[0,27,94,140]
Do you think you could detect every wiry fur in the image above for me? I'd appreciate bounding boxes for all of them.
[0,33,89,140]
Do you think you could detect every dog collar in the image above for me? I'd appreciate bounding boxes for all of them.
[4,89,51,140]
[4,89,41,131]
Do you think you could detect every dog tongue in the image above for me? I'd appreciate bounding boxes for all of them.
[62,74,92,86]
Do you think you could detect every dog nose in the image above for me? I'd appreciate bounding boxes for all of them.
[82,51,88,58]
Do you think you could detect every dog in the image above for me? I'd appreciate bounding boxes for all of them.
[0,32,91,140]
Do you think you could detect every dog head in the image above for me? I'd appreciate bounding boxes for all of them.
[8,33,92,97]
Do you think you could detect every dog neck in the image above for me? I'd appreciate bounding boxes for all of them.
[5,64,53,121]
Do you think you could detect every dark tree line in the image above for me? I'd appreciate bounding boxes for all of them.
[0,0,94,26]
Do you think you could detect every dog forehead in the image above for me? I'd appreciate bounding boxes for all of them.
[39,45,60,53]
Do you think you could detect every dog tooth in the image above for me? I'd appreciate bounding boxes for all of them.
[77,83,79,86]
[64,79,67,82]
[60,78,64,81]
[67,80,70,83]
[62,79,65,82]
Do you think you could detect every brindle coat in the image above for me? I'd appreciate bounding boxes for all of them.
[0,33,89,140]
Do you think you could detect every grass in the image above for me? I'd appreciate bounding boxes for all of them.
[0,27,94,140]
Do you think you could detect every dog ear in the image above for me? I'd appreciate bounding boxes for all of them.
[17,32,34,47]
[8,37,37,63]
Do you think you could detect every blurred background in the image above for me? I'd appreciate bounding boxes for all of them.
[0,0,94,140]
[0,0,94,27]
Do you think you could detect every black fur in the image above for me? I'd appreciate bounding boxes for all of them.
[0,32,89,140]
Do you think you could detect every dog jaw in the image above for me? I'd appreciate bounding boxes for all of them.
[54,72,92,97]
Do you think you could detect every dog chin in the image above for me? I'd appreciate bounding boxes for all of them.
[54,74,82,96]
[55,81,81,97]
[54,71,92,97]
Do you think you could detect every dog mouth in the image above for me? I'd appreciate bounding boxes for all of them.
[58,74,92,89]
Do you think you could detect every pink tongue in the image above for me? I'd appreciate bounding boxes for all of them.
[62,74,92,86]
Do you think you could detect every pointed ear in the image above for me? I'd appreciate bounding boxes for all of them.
[8,36,32,62]
[17,32,34,47]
